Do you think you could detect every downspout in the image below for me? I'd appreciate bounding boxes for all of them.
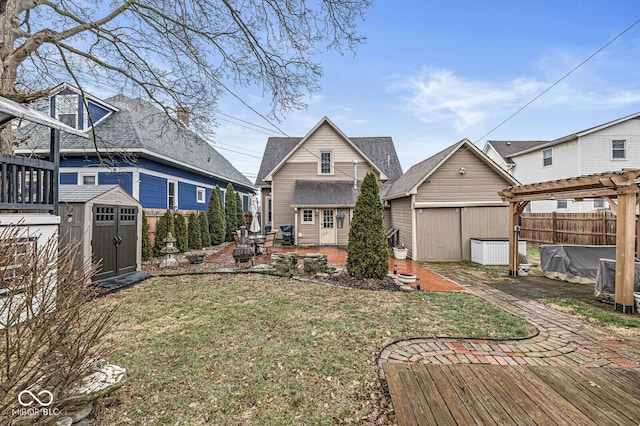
[353,160,358,189]
[411,194,417,260]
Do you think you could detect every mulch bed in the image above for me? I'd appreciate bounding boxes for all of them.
[142,243,401,292]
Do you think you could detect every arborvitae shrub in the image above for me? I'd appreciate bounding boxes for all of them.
[199,211,211,247]
[224,183,237,242]
[174,213,188,252]
[188,212,202,250]
[209,186,226,245]
[141,210,152,260]
[346,172,388,279]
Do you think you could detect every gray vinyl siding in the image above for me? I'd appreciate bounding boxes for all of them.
[415,148,510,203]
[389,197,413,257]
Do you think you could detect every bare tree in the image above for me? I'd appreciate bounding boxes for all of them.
[0,0,373,153]
[0,225,117,423]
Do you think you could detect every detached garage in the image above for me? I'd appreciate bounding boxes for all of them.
[59,185,142,281]
[386,139,519,261]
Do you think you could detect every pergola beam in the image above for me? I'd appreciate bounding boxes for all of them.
[501,169,640,313]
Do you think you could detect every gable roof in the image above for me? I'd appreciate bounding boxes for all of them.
[385,139,519,200]
[487,111,640,161]
[17,94,254,190]
[255,117,403,196]
[484,140,548,164]
[0,95,87,138]
[58,184,138,204]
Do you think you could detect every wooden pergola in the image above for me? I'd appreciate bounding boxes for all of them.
[500,169,640,314]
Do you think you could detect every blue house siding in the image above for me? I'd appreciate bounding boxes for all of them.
[57,155,253,210]
[60,172,77,185]
[99,172,133,195]
[139,173,168,209]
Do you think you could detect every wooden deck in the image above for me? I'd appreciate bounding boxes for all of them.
[383,363,640,425]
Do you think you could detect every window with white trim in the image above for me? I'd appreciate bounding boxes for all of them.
[168,181,178,209]
[56,95,79,129]
[556,199,568,209]
[542,148,553,167]
[196,187,206,203]
[319,151,332,174]
[301,209,314,224]
[612,139,626,159]
[79,173,97,185]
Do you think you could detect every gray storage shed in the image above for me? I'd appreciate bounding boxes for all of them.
[59,185,142,281]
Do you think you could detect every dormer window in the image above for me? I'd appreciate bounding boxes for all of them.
[56,95,79,129]
[319,151,332,174]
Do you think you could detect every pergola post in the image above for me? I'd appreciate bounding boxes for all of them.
[508,201,527,276]
[614,191,637,314]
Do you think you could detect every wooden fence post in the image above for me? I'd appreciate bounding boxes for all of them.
[552,211,557,244]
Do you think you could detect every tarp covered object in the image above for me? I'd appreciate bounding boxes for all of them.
[540,245,617,279]
[595,259,640,300]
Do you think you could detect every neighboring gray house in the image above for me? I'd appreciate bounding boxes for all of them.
[255,117,402,245]
[385,139,519,261]
[17,83,255,212]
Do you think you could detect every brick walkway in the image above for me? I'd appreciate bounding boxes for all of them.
[378,283,640,380]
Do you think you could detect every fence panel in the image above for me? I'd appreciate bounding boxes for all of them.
[520,211,619,245]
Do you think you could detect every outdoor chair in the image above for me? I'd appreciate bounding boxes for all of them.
[233,232,240,246]
[259,231,277,255]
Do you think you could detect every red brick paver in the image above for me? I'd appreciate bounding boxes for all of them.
[377,283,640,379]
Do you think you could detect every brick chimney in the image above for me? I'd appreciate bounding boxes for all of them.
[177,106,190,127]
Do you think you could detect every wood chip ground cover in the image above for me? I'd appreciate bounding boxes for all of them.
[91,274,534,425]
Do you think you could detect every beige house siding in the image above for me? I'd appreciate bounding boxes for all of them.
[337,210,351,246]
[383,206,391,231]
[288,122,368,165]
[389,197,413,257]
[415,148,510,203]
[460,206,509,260]
[296,209,320,245]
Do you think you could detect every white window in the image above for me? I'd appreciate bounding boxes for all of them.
[79,173,97,185]
[168,181,178,209]
[612,140,626,159]
[56,95,79,129]
[556,199,568,209]
[301,209,314,224]
[542,148,553,167]
[319,151,332,174]
[196,187,206,203]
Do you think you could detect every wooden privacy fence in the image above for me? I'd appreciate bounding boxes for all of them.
[520,211,618,245]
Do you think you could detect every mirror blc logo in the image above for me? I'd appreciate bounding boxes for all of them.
[17,390,54,407]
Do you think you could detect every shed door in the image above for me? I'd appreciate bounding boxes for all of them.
[92,205,138,281]
[416,208,462,261]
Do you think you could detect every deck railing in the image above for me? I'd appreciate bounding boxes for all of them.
[0,153,57,212]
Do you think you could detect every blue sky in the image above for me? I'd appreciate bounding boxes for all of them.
[203,1,640,182]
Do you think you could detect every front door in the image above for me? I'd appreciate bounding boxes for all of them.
[320,209,336,245]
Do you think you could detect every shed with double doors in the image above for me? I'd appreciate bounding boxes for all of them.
[58,185,141,281]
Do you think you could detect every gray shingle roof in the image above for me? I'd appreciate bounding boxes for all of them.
[385,143,459,199]
[58,184,121,203]
[19,95,254,190]
[485,140,549,164]
[255,135,403,197]
[291,180,360,207]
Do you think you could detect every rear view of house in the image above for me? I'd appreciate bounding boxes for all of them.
[255,117,403,245]
[385,139,519,261]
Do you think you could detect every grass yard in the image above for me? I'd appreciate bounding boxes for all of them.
[543,297,640,331]
[92,274,534,425]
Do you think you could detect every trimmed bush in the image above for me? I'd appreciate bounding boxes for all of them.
[235,192,245,229]
[209,186,226,245]
[188,213,202,250]
[174,213,188,252]
[154,210,175,256]
[224,183,237,241]
[347,171,388,279]
[141,210,152,260]
[199,211,211,247]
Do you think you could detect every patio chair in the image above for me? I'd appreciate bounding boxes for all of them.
[233,231,240,246]
[259,231,277,255]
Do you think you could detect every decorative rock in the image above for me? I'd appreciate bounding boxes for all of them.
[274,253,298,273]
[66,402,93,423]
[253,263,273,270]
[304,255,327,274]
[399,285,416,292]
[72,363,127,401]
[73,419,92,426]
[315,272,330,279]
[55,417,73,426]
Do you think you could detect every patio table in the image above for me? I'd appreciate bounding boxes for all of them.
[247,234,265,255]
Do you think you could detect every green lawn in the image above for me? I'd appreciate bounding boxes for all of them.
[92,274,534,425]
